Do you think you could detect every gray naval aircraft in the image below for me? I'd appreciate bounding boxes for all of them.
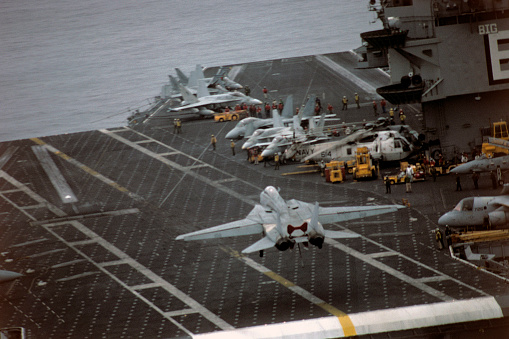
[176,186,404,256]
[451,154,509,176]
[169,80,262,116]
[438,185,509,228]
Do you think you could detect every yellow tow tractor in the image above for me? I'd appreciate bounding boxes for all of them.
[325,161,346,183]
[384,162,426,185]
[213,110,247,122]
[352,147,377,180]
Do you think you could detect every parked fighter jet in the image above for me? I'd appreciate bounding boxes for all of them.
[169,81,262,116]
[176,186,404,256]
[260,113,329,158]
[225,94,322,140]
[241,95,298,150]
[162,65,242,99]
[438,185,509,228]
[450,154,509,175]
[176,64,242,90]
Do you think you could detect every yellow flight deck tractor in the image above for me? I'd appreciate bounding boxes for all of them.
[384,162,426,185]
[352,147,377,180]
[213,110,247,122]
[480,121,509,157]
[324,161,345,183]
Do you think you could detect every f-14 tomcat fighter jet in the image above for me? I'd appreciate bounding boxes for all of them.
[176,186,404,256]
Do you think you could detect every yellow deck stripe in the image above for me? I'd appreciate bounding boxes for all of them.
[220,246,357,336]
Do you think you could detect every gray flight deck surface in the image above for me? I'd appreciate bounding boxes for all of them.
[0,52,508,338]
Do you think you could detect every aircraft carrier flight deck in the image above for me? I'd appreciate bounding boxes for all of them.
[1,52,509,338]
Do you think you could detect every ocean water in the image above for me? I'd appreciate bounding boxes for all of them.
[0,0,381,142]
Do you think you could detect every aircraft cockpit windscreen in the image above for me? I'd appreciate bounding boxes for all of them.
[453,197,474,211]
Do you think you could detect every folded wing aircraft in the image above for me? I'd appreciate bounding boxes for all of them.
[176,186,404,256]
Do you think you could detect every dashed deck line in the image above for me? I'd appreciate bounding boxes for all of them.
[330,225,489,297]
[99,128,259,206]
[10,238,48,248]
[0,170,234,334]
[325,238,453,302]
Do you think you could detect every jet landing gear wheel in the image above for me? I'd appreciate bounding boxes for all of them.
[232,114,238,121]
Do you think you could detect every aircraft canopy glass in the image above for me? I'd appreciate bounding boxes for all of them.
[453,197,474,212]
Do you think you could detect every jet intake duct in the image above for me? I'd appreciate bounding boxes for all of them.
[488,211,509,226]
[275,238,295,251]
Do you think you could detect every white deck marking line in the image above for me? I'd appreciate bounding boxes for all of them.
[131,282,162,290]
[19,204,47,210]
[49,220,233,331]
[31,145,78,204]
[0,170,233,333]
[56,271,100,282]
[367,251,398,258]
[0,189,23,194]
[10,238,48,248]
[29,249,66,258]
[0,171,65,218]
[415,276,450,283]
[325,238,453,302]
[42,221,226,335]
[51,259,87,269]
[29,208,139,226]
[158,151,180,156]
[333,224,489,297]
[100,129,258,206]
[164,309,197,317]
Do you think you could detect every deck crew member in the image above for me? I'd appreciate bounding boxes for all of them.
[211,134,217,151]
[342,96,348,110]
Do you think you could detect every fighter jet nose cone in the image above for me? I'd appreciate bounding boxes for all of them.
[225,131,236,139]
[0,270,23,283]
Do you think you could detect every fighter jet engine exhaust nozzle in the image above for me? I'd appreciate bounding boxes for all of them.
[308,235,324,249]
[275,238,295,251]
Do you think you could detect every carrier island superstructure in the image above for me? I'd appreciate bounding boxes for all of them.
[359,0,509,158]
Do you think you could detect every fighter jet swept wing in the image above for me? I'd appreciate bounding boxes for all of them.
[177,186,404,255]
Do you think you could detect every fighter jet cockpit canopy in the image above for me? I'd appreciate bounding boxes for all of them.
[453,197,474,212]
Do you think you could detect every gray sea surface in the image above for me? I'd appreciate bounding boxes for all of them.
[0,0,381,142]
